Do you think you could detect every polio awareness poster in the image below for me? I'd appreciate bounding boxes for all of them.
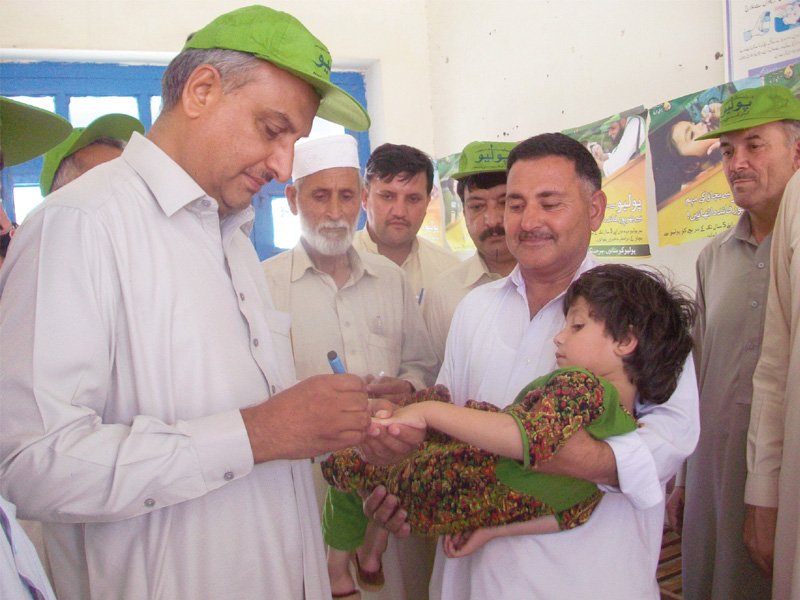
[563,107,651,257]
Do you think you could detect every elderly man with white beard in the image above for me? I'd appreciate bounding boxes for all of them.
[262,134,439,600]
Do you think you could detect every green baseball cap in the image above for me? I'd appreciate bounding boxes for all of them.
[697,85,800,139]
[184,5,370,131]
[451,141,517,180]
[0,97,72,167]
[39,113,144,195]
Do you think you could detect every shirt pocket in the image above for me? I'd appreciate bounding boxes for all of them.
[365,331,400,379]
[263,307,295,390]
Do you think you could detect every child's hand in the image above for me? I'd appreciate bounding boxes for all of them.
[372,402,428,431]
[442,529,495,558]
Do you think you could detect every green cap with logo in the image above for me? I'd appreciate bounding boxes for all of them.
[1,97,72,168]
[39,113,144,195]
[451,141,517,180]
[697,85,800,139]
[184,5,370,131]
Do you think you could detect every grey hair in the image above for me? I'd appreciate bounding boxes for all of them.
[782,120,800,146]
[51,137,126,192]
[160,48,265,112]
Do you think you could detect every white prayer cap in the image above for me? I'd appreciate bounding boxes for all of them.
[292,134,360,180]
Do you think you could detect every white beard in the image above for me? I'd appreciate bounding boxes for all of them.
[300,216,355,257]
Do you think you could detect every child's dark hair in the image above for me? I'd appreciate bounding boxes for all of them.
[563,264,696,404]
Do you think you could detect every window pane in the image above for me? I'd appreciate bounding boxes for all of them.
[271,197,300,249]
[9,96,55,112]
[13,185,45,224]
[69,96,139,127]
[150,96,162,122]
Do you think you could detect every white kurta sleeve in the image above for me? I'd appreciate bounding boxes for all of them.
[745,182,797,508]
[0,206,254,523]
[600,358,700,509]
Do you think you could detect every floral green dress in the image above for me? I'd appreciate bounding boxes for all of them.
[321,367,637,536]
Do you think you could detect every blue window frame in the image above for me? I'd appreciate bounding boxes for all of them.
[0,61,369,259]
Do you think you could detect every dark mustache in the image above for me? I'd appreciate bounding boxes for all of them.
[479,225,506,242]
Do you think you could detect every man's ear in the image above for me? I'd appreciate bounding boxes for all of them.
[286,185,299,216]
[615,332,639,357]
[791,138,800,171]
[181,64,223,119]
[361,185,370,211]
[589,189,607,232]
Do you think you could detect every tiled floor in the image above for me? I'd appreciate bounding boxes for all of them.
[658,529,683,599]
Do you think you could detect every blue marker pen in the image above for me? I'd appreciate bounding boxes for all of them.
[327,350,346,374]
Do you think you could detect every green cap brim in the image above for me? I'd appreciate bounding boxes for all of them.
[271,63,371,132]
[40,113,144,195]
[1,97,72,167]
[451,141,517,180]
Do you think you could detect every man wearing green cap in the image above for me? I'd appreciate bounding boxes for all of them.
[39,113,144,195]
[0,7,419,600]
[745,98,800,598]
[422,141,517,362]
[664,84,800,600]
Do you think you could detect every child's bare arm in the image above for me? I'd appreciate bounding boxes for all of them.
[375,401,524,461]
[443,516,560,558]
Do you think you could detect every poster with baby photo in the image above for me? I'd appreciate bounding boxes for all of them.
[650,79,758,246]
[562,107,651,258]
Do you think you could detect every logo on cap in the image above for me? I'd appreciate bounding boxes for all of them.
[722,97,753,118]
[313,45,332,76]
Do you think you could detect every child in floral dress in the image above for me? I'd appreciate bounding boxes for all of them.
[322,264,695,591]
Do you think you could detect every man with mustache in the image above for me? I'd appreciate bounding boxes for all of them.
[423,141,517,362]
[262,134,438,600]
[354,143,459,310]
[0,7,418,600]
[367,132,699,599]
[666,85,800,599]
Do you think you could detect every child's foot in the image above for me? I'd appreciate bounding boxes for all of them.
[328,548,358,598]
[353,524,387,591]
[329,569,358,598]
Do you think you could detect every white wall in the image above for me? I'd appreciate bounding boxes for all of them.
[424,0,726,288]
[0,0,437,152]
[0,0,730,287]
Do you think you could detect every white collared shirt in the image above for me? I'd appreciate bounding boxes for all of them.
[353,229,460,308]
[431,256,699,600]
[262,243,438,388]
[0,133,328,600]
